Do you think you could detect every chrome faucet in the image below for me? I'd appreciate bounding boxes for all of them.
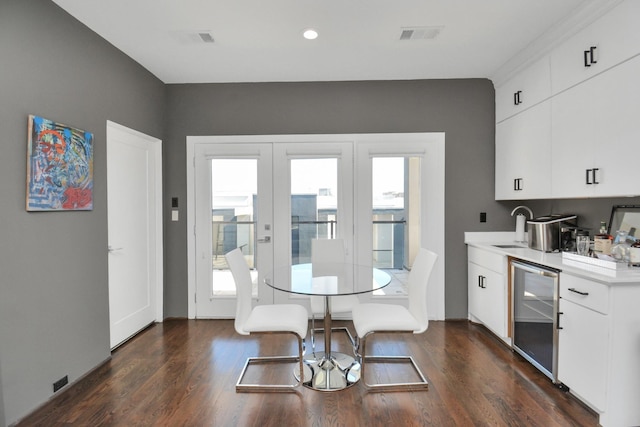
[511,205,534,219]
[511,205,533,243]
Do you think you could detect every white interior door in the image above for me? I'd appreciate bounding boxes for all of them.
[107,121,163,349]
[193,142,274,318]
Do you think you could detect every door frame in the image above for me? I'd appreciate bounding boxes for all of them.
[107,120,164,343]
[186,133,445,320]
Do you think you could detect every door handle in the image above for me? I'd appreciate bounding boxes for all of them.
[257,236,271,243]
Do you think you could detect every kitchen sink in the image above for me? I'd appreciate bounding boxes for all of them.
[493,244,527,249]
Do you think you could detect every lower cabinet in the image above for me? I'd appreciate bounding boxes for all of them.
[557,296,608,410]
[467,247,508,340]
[558,273,640,427]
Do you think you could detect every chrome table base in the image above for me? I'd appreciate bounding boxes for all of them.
[295,352,360,391]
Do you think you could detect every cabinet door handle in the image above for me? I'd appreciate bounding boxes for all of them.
[584,46,598,67]
[478,275,486,288]
[557,311,564,330]
[513,178,523,191]
[568,287,589,296]
[586,168,593,184]
[592,168,599,184]
[584,49,591,67]
[590,46,597,65]
[513,90,522,105]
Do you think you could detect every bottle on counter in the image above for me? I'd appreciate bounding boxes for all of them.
[593,221,613,255]
[611,230,631,262]
[629,239,640,267]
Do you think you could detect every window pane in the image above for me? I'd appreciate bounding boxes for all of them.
[290,158,337,265]
[211,159,257,295]
[372,156,420,295]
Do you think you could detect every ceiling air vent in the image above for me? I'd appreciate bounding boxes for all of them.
[198,32,215,43]
[170,30,216,44]
[399,26,443,41]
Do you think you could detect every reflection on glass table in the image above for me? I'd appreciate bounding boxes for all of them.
[265,263,391,391]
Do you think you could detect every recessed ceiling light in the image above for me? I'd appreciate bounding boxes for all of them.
[303,29,318,40]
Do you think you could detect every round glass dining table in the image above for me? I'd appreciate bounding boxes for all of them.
[265,263,391,391]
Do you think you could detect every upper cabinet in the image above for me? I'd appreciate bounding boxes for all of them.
[495,0,640,201]
[495,101,552,200]
[495,57,551,123]
[551,54,640,198]
[550,0,640,96]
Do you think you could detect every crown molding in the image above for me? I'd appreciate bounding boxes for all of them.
[491,0,625,87]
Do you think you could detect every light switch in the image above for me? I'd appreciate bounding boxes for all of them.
[172,210,179,221]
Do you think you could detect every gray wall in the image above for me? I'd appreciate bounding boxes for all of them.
[0,1,164,425]
[163,80,502,318]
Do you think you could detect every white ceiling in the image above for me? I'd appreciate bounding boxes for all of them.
[52,0,609,84]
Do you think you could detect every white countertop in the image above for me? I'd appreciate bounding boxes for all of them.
[465,232,640,285]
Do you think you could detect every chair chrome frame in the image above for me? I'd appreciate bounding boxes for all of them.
[236,331,306,393]
[354,331,428,392]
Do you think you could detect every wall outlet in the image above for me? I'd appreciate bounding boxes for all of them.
[53,375,68,393]
[480,212,487,223]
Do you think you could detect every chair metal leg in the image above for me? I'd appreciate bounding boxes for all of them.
[236,332,306,393]
[356,333,429,392]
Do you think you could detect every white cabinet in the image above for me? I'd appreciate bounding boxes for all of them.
[551,54,640,198]
[494,0,640,200]
[557,273,640,427]
[496,56,551,123]
[557,274,609,411]
[495,101,551,200]
[550,0,640,95]
[467,246,508,340]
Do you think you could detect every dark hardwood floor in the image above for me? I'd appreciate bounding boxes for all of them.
[18,319,597,426]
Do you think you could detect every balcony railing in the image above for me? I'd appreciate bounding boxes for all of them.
[212,218,407,269]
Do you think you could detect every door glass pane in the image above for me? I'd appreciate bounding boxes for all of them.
[211,159,257,296]
[290,158,337,265]
[372,156,421,295]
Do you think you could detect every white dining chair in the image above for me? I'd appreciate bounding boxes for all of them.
[310,238,359,353]
[226,248,309,392]
[351,247,438,392]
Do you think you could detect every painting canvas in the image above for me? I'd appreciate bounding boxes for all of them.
[26,115,94,211]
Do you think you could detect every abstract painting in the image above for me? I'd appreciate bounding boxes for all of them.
[26,115,94,211]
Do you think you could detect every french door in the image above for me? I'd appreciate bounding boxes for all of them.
[187,133,445,320]
[191,139,352,317]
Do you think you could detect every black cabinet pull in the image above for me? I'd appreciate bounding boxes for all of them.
[513,90,522,105]
[592,168,599,184]
[557,311,564,330]
[478,275,486,289]
[513,178,523,191]
[584,46,598,67]
[584,49,590,67]
[586,168,592,184]
[568,287,589,296]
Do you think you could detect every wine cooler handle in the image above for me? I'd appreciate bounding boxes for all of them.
[557,311,564,330]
